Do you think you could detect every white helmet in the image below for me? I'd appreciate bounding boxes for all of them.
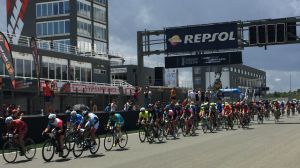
[140,107,145,112]
[5,117,13,124]
[48,113,56,120]
[70,110,77,117]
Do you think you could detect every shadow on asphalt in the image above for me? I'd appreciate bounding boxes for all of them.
[54,158,72,162]
[81,154,105,158]
[10,159,32,164]
[114,148,130,151]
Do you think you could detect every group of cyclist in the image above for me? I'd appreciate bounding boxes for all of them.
[2,104,125,158]
[2,98,300,161]
[137,98,300,138]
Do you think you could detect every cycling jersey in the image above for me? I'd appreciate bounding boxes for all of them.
[82,113,99,130]
[10,119,28,135]
[139,111,150,120]
[48,118,63,129]
[70,114,83,127]
[109,113,124,127]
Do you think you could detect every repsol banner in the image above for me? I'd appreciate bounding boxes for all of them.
[166,22,238,53]
[165,52,242,68]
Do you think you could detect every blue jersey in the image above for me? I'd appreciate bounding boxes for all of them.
[70,114,83,127]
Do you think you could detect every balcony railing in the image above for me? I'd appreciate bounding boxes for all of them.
[3,32,109,60]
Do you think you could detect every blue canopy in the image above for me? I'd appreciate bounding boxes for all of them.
[219,88,241,94]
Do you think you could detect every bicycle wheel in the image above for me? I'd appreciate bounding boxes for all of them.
[73,137,84,158]
[104,133,114,151]
[157,128,164,142]
[65,134,75,151]
[138,127,146,143]
[2,141,18,163]
[24,138,36,160]
[146,127,154,143]
[62,140,70,158]
[182,124,188,137]
[42,139,55,162]
[118,131,128,148]
[90,136,100,154]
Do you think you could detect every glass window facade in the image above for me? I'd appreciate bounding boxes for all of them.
[94,25,107,40]
[37,20,70,37]
[94,41,107,53]
[77,1,91,18]
[93,6,106,23]
[77,37,92,52]
[36,1,69,18]
[24,60,31,77]
[94,0,107,5]
[53,39,71,53]
[16,59,24,77]
[77,20,92,37]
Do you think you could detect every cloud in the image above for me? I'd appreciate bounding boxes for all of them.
[0,1,6,32]
[274,78,281,82]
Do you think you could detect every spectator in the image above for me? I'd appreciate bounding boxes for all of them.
[104,103,111,113]
[170,87,176,101]
[188,90,196,102]
[144,86,152,107]
[92,103,98,113]
[111,100,117,112]
[133,87,142,104]
[43,80,52,115]
[50,80,56,113]
[124,99,133,112]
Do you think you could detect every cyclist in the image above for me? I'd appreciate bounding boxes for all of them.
[42,114,64,157]
[69,111,83,130]
[79,110,99,146]
[222,102,233,129]
[5,116,28,156]
[107,112,125,146]
[138,107,150,125]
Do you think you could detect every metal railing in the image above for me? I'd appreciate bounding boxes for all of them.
[112,79,134,88]
[3,32,109,60]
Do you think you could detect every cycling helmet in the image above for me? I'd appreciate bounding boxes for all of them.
[5,117,13,124]
[82,110,89,116]
[148,104,153,108]
[48,113,56,120]
[65,110,71,115]
[140,107,146,112]
[70,110,77,117]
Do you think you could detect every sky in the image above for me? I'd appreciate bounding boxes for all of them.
[1,0,300,92]
[108,0,300,92]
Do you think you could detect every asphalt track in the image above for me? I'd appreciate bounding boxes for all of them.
[2,115,300,168]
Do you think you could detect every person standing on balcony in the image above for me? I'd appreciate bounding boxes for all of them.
[111,100,117,112]
[170,87,176,102]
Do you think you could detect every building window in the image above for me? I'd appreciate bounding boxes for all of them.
[81,68,86,81]
[93,6,106,23]
[94,25,107,40]
[16,59,24,77]
[37,20,70,37]
[62,65,68,80]
[77,1,91,18]
[87,68,91,82]
[194,77,201,85]
[24,60,31,77]
[42,62,49,79]
[75,67,81,81]
[56,64,62,80]
[94,40,107,53]
[94,0,107,5]
[77,20,92,37]
[49,63,55,79]
[36,1,69,18]
[53,39,70,53]
[69,66,75,80]
[77,37,92,52]
[32,61,37,78]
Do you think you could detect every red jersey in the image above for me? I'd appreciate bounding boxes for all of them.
[11,119,28,133]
